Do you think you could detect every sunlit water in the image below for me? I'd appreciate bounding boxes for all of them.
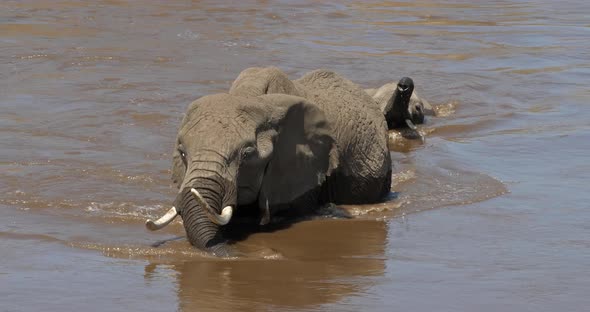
[1,1,589,311]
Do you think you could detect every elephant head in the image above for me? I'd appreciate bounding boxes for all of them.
[366,77,434,131]
[146,93,337,256]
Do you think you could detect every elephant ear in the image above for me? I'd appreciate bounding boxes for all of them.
[257,94,338,209]
[171,142,185,188]
[171,99,202,188]
[411,91,436,117]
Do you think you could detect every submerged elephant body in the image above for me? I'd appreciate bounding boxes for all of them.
[147,67,414,255]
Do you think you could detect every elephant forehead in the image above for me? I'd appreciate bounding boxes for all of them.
[181,117,255,144]
[180,116,257,150]
[186,94,266,122]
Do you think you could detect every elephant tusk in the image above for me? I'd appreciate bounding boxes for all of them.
[190,188,233,225]
[145,206,178,231]
[260,198,270,226]
[405,118,418,130]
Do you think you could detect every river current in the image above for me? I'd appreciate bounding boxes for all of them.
[1,1,589,311]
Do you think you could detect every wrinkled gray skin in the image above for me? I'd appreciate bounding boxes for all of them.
[365,79,435,129]
[171,67,392,256]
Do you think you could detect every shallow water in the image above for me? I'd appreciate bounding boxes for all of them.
[1,0,589,311]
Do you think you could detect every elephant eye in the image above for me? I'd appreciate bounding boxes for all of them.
[241,146,257,160]
[178,144,187,160]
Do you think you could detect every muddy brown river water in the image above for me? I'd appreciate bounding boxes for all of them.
[1,1,589,311]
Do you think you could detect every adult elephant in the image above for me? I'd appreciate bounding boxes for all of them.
[146,67,414,256]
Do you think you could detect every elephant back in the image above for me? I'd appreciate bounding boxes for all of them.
[295,70,391,203]
[229,66,305,98]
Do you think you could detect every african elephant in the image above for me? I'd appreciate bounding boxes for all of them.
[365,79,435,130]
[146,67,412,256]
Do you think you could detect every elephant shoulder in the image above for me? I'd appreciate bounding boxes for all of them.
[295,69,383,120]
[295,69,341,89]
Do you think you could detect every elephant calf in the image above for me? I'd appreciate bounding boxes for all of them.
[146,67,417,256]
[365,78,435,130]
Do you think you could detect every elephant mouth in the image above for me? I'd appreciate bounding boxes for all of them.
[238,185,258,194]
[237,185,261,207]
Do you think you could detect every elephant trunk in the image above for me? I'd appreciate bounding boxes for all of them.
[176,164,236,255]
[386,77,415,129]
[176,186,218,248]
